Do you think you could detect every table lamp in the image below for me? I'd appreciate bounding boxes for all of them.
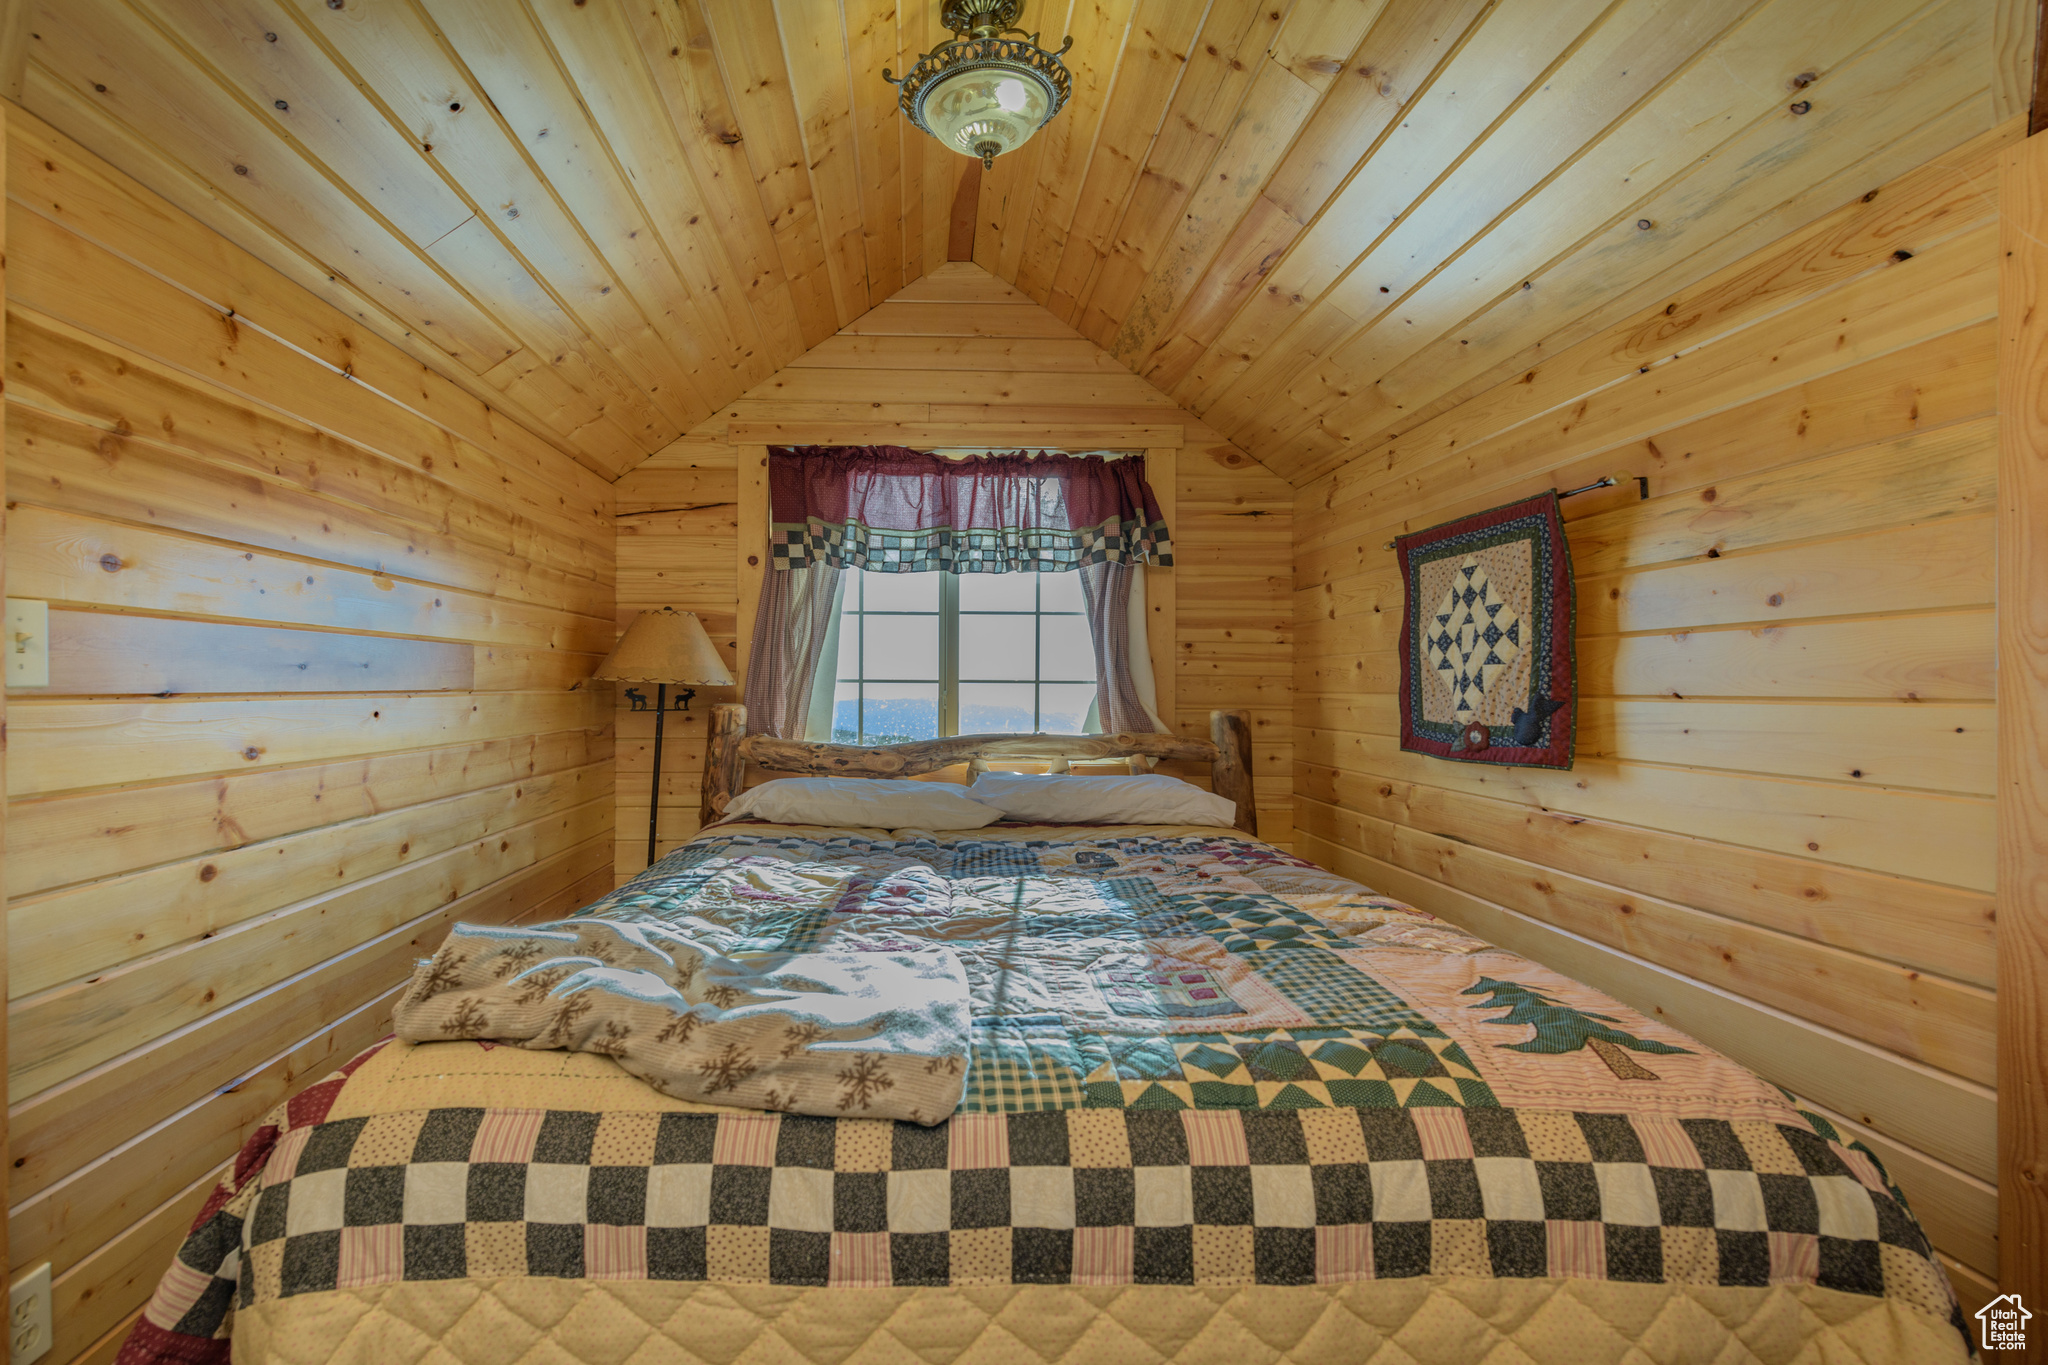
[589,607,734,867]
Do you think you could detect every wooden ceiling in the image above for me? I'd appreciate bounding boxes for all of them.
[4,0,2029,483]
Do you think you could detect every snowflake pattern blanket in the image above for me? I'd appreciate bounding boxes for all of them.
[119,824,1970,1364]
[391,899,973,1124]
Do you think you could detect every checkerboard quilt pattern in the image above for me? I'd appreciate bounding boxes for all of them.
[197,1102,1943,1308]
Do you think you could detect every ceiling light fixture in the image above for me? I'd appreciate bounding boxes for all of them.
[885,0,1072,170]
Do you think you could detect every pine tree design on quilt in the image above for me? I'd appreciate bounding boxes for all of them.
[1464,977,1689,1079]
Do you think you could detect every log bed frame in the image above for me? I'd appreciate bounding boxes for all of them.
[698,703,1259,837]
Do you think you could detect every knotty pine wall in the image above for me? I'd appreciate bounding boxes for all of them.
[615,262,1292,881]
[3,110,615,1364]
[1293,119,2014,1313]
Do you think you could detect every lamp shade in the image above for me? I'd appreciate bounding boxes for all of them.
[589,608,733,686]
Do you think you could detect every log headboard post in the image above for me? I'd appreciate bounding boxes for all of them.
[697,704,1261,835]
[1209,709,1258,837]
[700,703,747,828]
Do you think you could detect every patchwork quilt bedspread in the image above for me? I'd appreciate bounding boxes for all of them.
[122,823,1970,1363]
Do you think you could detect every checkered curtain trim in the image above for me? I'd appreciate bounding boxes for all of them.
[770,517,1173,572]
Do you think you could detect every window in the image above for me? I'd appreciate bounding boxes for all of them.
[828,570,1097,744]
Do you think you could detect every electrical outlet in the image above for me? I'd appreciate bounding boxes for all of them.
[5,598,48,689]
[9,1262,51,1363]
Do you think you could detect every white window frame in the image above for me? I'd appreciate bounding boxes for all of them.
[825,570,1095,743]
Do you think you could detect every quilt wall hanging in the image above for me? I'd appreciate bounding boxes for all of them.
[1394,491,1576,769]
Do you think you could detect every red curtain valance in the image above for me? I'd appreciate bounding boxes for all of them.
[768,445,1172,573]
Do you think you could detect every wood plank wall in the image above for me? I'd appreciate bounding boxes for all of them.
[1,110,616,1364]
[1293,119,2018,1317]
[614,262,1293,881]
[0,98,13,1330]
[1996,123,2048,1330]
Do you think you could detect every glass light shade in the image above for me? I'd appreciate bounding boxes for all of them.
[920,65,1056,164]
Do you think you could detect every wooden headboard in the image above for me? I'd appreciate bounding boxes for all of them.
[698,705,1259,837]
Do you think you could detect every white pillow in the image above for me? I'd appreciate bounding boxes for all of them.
[723,777,1002,829]
[965,773,1238,828]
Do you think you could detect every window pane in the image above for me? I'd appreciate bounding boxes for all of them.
[959,573,1037,611]
[829,565,1129,742]
[1039,571,1085,613]
[863,612,939,679]
[1039,616,1097,680]
[860,570,939,611]
[959,614,1035,680]
[860,684,938,743]
[959,682,1036,734]
[834,611,859,679]
[1037,683,1096,735]
[830,683,861,745]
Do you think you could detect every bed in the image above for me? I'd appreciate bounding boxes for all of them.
[120,709,1970,1364]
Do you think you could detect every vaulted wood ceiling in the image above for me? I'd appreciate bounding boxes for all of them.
[8,0,2028,483]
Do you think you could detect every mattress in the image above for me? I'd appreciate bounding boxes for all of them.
[121,823,1970,1363]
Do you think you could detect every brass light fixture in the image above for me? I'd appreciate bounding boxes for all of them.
[885,0,1073,170]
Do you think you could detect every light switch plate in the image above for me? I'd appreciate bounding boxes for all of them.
[10,1261,51,1363]
[6,598,48,689]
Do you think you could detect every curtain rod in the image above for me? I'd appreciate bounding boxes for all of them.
[1380,474,1648,551]
[926,448,1137,460]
